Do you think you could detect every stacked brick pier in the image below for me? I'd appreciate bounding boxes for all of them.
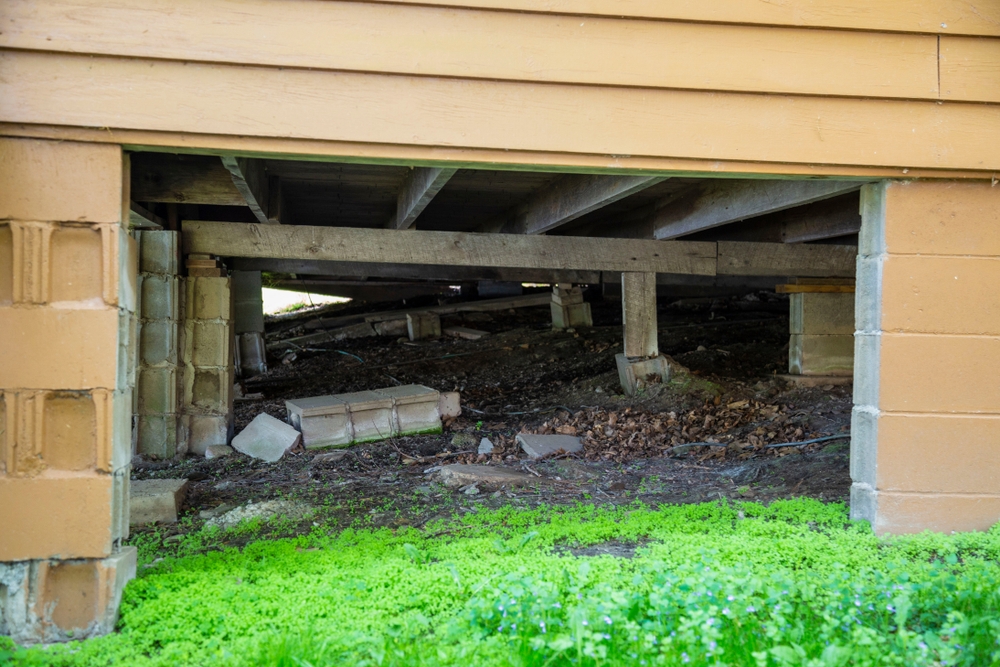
[0,138,136,642]
[852,180,1000,534]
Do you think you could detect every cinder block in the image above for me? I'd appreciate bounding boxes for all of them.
[0,474,115,560]
[789,292,854,335]
[854,487,1000,536]
[615,353,671,397]
[188,321,232,368]
[137,414,182,459]
[115,227,138,313]
[286,395,352,449]
[42,392,97,472]
[49,225,104,304]
[137,366,178,415]
[139,319,178,367]
[139,274,179,321]
[138,230,180,275]
[0,223,13,305]
[111,467,130,544]
[185,276,231,321]
[0,137,124,224]
[188,369,230,411]
[406,312,441,340]
[117,310,138,392]
[187,414,230,456]
[340,390,394,443]
[788,334,854,376]
[0,307,119,390]
[1,547,137,645]
[109,389,133,472]
[377,384,442,435]
[130,479,188,525]
[881,180,1000,257]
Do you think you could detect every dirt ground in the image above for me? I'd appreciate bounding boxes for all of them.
[132,290,853,546]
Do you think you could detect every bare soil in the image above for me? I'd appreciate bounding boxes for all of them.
[131,291,853,547]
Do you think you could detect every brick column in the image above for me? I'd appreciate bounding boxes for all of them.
[232,270,267,378]
[181,276,234,455]
[0,138,136,642]
[136,231,185,458]
[852,180,1000,534]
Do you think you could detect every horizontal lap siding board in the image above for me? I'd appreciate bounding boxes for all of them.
[2,51,1000,172]
[0,0,940,101]
[941,36,1000,103]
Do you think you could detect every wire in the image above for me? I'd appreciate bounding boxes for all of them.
[667,432,850,455]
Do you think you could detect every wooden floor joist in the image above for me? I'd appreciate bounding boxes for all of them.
[183,221,856,277]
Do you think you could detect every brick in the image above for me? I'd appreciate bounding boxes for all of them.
[188,320,232,368]
[137,414,183,459]
[139,319,178,367]
[42,392,97,472]
[138,230,180,275]
[0,307,119,390]
[187,414,230,456]
[49,226,104,304]
[788,334,854,376]
[139,274,179,322]
[880,255,1000,335]
[789,292,854,335]
[185,276,231,320]
[882,180,1000,256]
[878,334,1000,413]
[0,138,124,224]
[137,366,178,415]
[0,473,114,560]
[130,479,188,525]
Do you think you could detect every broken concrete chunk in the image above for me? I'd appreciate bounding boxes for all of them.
[232,413,301,463]
[443,326,489,340]
[436,464,541,489]
[205,444,234,459]
[478,437,494,455]
[439,391,461,418]
[516,433,583,459]
[130,479,189,525]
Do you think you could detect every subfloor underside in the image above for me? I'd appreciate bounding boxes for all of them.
[131,291,853,547]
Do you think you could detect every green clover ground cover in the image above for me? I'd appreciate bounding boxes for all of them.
[7,499,1000,667]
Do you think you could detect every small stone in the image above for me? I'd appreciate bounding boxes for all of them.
[594,387,603,393]
[463,485,480,495]
[697,345,707,351]
[515,433,583,460]
[451,432,476,448]
[214,480,234,491]
[436,464,542,489]
[232,413,302,462]
[312,450,349,464]
[205,444,234,459]
[199,503,235,520]
[414,485,432,495]
[478,437,494,455]
[130,479,189,526]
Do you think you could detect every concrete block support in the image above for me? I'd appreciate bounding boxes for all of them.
[232,270,267,378]
[851,180,1000,535]
[135,231,185,458]
[788,292,855,375]
[0,137,135,643]
[181,276,235,455]
[618,272,669,395]
[550,283,592,329]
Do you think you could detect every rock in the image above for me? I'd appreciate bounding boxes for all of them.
[478,437,494,455]
[198,503,235,520]
[451,432,476,448]
[130,479,189,525]
[205,500,313,530]
[463,484,480,495]
[205,444,234,459]
[232,413,302,462]
[516,433,583,460]
[312,449,349,464]
[435,464,542,489]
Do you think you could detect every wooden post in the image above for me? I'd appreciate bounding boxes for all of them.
[621,272,657,359]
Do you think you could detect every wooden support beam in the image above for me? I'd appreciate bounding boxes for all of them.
[622,272,658,359]
[131,153,244,206]
[230,257,601,284]
[266,174,287,225]
[716,241,856,277]
[220,156,273,225]
[775,193,862,244]
[480,174,667,234]
[128,201,164,229]
[183,221,718,275]
[652,180,865,240]
[391,167,456,230]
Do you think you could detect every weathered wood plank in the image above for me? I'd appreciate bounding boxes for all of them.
[716,241,856,277]
[653,180,864,240]
[130,153,244,206]
[777,194,861,243]
[941,36,1000,104]
[0,0,947,101]
[220,156,271,224]
[481,174,666,234]
[621,272,658,358]
[129,201,164,230]
[182,221,719,275]
[392,167,456,230]
[6,52,997,173]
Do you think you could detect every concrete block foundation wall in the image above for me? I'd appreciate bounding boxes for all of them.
[852,180,1000,535]
[181,275,235,455]
[0,137,137,643]
[789,292,855,375]
[136,231,185,458]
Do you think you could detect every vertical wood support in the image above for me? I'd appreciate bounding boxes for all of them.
[616,271,669,395]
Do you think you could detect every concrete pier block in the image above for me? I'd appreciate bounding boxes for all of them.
[286,395,352,449]
[130,479,189,525]
[615,353,671,397]
[789,334,854,376]
[406,311,441,340]
[339,390,395,443]
[377,384,442,435]
[551,301,593,329]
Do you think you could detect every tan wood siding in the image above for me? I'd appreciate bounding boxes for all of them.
[3,51,999,173]
[0,0,942,101]
[941,36,1000,103]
